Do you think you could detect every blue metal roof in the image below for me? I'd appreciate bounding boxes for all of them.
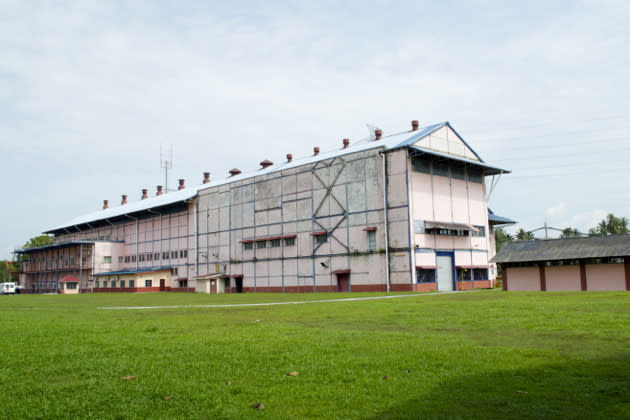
[488,209,517,225]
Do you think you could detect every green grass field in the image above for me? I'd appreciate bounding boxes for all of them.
[0,291,628,419]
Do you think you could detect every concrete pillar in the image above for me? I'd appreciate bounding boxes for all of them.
[538,262,546,291]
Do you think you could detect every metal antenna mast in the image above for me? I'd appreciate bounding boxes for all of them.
[160,145,173,193]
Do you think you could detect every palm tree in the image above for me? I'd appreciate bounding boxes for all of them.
[560,227,581,238]
[589,214,630,236]
[515,228,535,241]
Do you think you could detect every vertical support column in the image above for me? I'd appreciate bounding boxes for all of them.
[625,256,630,291]
[538,261,546,291]
[501,263,508,291]
[579,259,587,291]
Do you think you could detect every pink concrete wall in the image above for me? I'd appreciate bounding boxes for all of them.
[507,267,540,291]
[585,264,626,290]
[545,266,581,291]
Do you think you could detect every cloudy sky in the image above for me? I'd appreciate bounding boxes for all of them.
[1,0,629,258]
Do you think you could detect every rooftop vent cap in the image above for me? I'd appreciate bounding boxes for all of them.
[375,129,382,140]
[178,179,185,190]
[121,195,128,205]
[103,200,109,210]
[411,120,419,131]
[141,189,148,200]
[260,159,273,169]
[313,147,320,156]
[156,185,163,196]
[203,172,210,184]
[343,138,350,149]
[229,168,242,177]
[286,153,293,162]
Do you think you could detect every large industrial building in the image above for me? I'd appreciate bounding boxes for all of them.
[16,120,512,294]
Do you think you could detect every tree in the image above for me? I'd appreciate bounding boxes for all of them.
[0,260,18,282]
[494,227,513,252]
[22,235,54,249]
[515,228,535,241]
[588,214,629,236]
[560,227,581,238]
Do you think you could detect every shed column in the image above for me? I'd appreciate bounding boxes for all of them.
[538,262,546,291]
[501,264,508,291]
[625,256,630,291]
[579,259,587,291]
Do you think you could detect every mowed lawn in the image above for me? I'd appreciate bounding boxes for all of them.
[0,291,629,419]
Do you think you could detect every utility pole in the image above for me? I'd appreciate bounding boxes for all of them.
[160,145,173,193]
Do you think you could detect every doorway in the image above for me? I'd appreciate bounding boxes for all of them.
[436,253,454,291]
[159,278,166,291]
[234,276,243,293]
[336,273,350,292]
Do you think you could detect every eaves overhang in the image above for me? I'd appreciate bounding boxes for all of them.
[407,146,510,176]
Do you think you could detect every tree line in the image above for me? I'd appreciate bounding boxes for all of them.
[496,213,629,251]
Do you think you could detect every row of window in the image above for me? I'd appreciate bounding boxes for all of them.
[415,221,486,237]
[416,268,489,283]
[104,250,188,264]
[412,157,483,183]
[242,231,378,251]
[95,279,157,288]
[243,237,295,250]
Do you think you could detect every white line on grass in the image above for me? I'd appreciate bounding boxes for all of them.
[98,291,461,310]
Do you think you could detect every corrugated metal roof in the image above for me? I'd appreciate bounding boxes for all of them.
[492,235,630,263]
[488,209,517,225]
[15,239,98,253]
[46,121,504,233]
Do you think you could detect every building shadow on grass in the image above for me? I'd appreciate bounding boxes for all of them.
[370,355,630,420]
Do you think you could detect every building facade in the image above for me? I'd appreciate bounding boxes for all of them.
[493,235,630,291]
[17,121,510,293]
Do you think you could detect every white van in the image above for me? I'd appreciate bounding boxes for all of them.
[0,282,16,295]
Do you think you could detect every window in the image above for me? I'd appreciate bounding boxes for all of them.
[95,280,100,288]
[472,269,488,280]
[129,280,135,288]
[172,267,178,275]
[171,251,178,259]
[432,161,449,177]
[456,268,472,281]
[131,255,136,262]
[178,280,187,288]
[368,231,376,251]
[118,256,123,263]
[411,157,431,174]
[314,234,327,245]
[124,256,130,263]
[270,239,281,248]
[285,237,295,246]
[256,241,267,249]
[471,226,486,237]
[145,280,152,287]
[244,242,253,250]
[147,253,153,261]
[468,168,482,183]
[119,280,125,288]
[451,165,466,180]
[163,252,169,260]
[110,280,116,288]
[180,250,187,258]
[416,269,436,283]
[66,282,77,290]
[154,253,160,261]
[139,254,145,262]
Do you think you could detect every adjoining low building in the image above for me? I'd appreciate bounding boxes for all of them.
[492,235,630,291]
[16,120,512,293]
